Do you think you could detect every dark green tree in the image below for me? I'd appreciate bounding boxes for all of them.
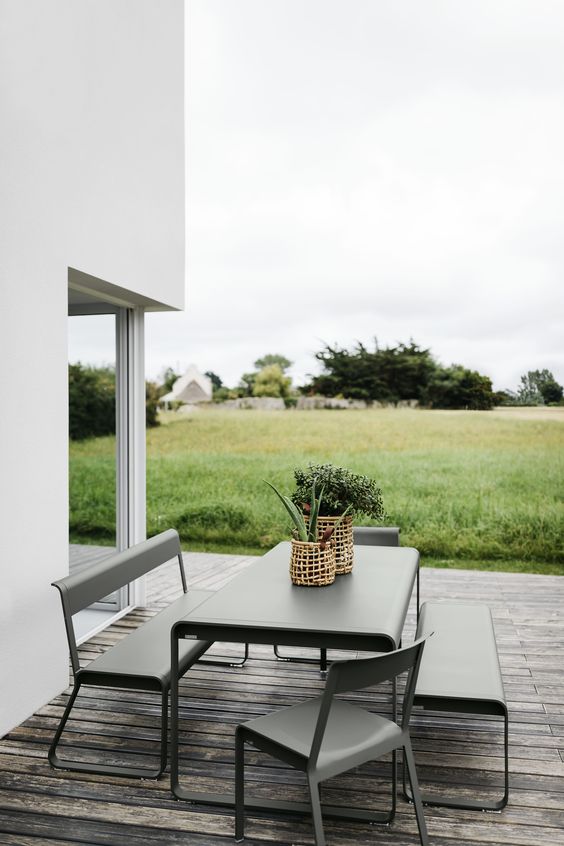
[304,339,436,403]
[540,379,563,404]
[69,363,116,440]
[205,370,223,391]
[423,365,496,410]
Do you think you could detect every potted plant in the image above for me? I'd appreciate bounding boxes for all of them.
[265,480,351,586]
[291,463,386,574]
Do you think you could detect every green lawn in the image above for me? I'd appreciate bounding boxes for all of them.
[69,407,564,574]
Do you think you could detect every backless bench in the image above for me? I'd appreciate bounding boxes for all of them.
[405,601,509,811]
[50,529,212,779]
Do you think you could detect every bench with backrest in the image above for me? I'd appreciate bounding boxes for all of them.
[50,529,213,779]
[405,600,509,810]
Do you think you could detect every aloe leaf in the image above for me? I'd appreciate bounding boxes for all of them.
[264,480,308,541]
[308,481,317,542]
[332,503,353,530]
[284,496,310,541]
[309,483,324,542]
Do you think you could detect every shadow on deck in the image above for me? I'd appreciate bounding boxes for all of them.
[1,552,563,845]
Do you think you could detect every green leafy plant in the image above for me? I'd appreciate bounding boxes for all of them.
[265,479,351,547]
[292,463,385,519]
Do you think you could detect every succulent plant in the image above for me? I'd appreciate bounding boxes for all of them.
[265,479,351,547]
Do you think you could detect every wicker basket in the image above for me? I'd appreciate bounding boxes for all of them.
[315,514,354,574]
[289,539,336,586]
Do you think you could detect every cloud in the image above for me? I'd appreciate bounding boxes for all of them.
[65,2,564,397]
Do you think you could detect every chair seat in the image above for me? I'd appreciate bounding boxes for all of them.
[245,697,403,779]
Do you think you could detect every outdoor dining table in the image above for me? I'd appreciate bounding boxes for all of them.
[170,540,419,824]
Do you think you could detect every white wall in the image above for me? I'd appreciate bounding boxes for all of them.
[0,0,185,736]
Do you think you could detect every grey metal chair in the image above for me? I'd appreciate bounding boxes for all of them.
[274,526,403,669]
[235,635,431,846]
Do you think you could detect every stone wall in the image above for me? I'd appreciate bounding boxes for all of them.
[222,397,286,410]
[296,397,367,410]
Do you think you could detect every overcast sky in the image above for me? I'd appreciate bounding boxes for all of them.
[76,1,564,393]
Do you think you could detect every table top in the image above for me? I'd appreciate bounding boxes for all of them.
[173,542,419,652]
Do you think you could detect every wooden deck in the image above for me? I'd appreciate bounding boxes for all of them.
[1,551,563,845]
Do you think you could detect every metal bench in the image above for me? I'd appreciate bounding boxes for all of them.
[50,529,213,779]
[405,600,509,811]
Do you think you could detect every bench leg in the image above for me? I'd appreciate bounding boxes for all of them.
[403,710,509,811]
[49,681,170,779]
[273,646,328,672]
[198,641,250,668]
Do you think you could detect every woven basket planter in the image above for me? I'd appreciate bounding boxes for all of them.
[315,514,354,574]
[289,539,336,586]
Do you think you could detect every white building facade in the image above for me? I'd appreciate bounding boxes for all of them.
[0,0,186,736]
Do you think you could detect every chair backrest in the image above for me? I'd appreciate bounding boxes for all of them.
[353,526,400,547]
[309,635,431,766]
[53,529,186,675]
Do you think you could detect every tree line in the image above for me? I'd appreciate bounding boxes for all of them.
[209,342,563,411]
[69,342,563,440]
[306,340,497,409]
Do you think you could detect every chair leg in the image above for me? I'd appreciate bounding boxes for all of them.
[235,727,245,842]
[404,739,430,846]
[307,776,326,846]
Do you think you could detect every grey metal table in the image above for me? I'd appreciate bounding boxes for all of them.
[170,541,419,824]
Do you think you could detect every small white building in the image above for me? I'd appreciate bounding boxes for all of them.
[161,365,213,406]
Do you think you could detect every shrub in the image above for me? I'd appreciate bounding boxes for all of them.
[292,463,386,519]
[69,363,115,440]
[252,364,292,398]
[174,503,252,534]
[423,365,496,410]
[145,381,161,428]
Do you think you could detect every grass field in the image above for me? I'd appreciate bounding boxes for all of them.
[69,407,564,574]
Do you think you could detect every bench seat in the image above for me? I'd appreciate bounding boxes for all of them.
[79,589,213,691]
[406,600,509,811]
